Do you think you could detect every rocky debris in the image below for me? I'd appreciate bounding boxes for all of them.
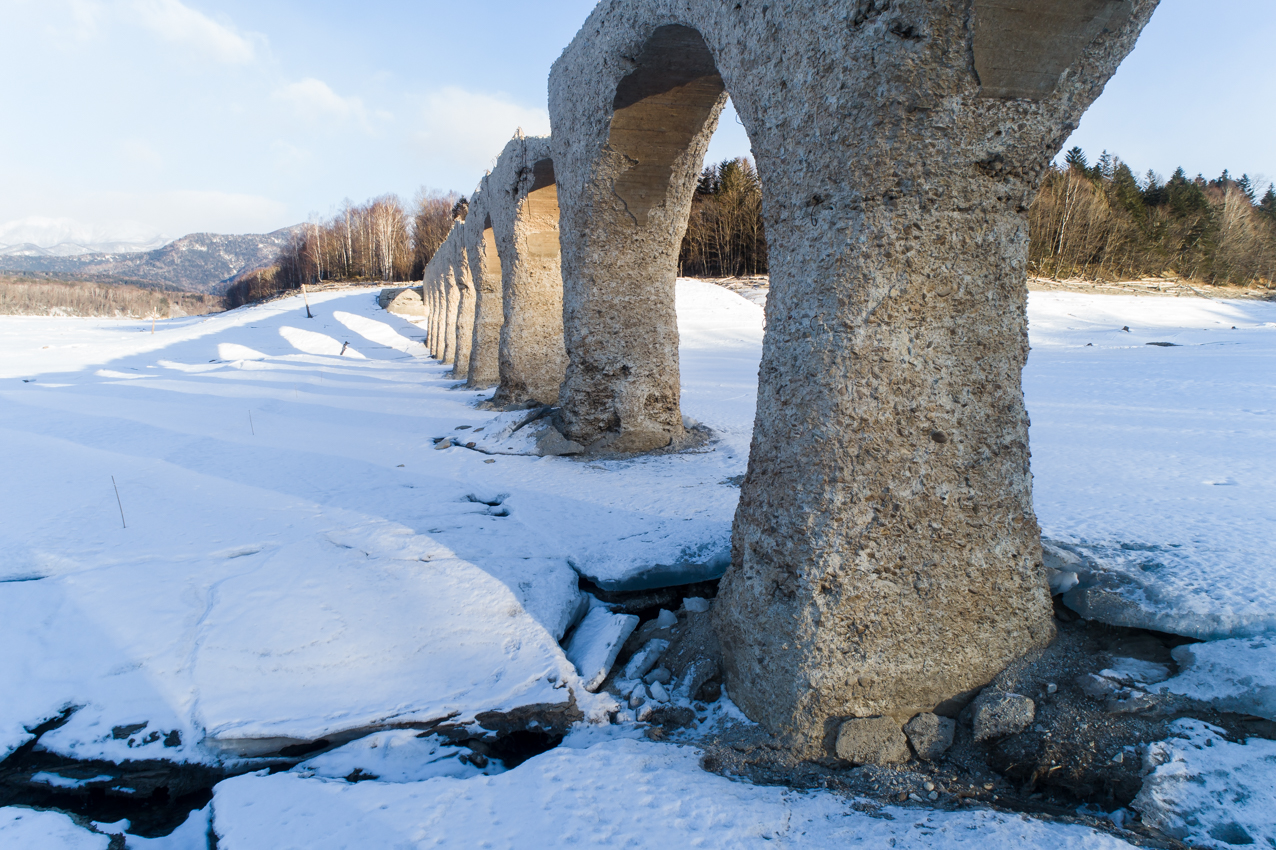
[903,713,955,761]
[563,608,638,692]
[643,705,695,732]
[834,718,910,766]
[971,691,1036,742]
[377,287,425,317]
[533,424,585,456]
[674,657,718,702]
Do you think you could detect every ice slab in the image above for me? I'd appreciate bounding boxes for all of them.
[1156,636,1276,720]
[210,737,1141,849]
[1054,539,1276,640]
[570,520,732,591]
[1132,719,1276,850]
[564,608,639,691]
[0,807,109,850]
[294,730,500,783]
[0,291,594,764]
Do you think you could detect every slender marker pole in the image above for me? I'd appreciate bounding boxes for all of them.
[249,410,255,435]
[302,283,314,319]
[112,476,127,528]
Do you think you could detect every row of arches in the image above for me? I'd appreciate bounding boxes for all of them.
[418,0,1159,756]
[424,134,566,408]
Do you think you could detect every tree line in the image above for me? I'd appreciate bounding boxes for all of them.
[226,189,460,308]
[679,157,767,277]
[228,149,1274,310]
[675,152,1276,288]
[1029,148,1276,286]
[0,274,223,318]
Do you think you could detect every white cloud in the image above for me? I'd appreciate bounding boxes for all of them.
[128,0,258,64]
[0,192,289,246]
[67,0,106,41]
[275,78,369,126]
[412,87,550,176]
[0,215,163,247]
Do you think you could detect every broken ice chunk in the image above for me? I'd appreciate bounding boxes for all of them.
[1099,656,1171,686]
[683,597,711,613]
[1157,636,1276,720]
[621,638,669,681]
[655,609,678,630]
[564,608,639,692]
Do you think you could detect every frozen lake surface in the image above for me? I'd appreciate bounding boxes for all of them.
[1,281,1272,847]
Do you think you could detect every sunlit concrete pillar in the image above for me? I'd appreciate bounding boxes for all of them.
[465,182,504,388]
[550,0,1160,755]
[487,135,568,407]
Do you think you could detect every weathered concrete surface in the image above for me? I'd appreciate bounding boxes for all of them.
[440,250,460,367]
[550,0,1159,755]
[835,717,910,766]
[488,135,569,407]
[465,183,504,388]
[551,25,726,450]
[450,245,475,379]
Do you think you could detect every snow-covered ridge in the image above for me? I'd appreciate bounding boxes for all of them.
[0,227,301,292]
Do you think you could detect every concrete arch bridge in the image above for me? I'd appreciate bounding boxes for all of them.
[418,0,1159,758]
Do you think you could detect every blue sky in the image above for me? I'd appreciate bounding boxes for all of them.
[1,0,1272,245]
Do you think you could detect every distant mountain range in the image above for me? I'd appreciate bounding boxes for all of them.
[0,236,173,257]
[0,227,300,293]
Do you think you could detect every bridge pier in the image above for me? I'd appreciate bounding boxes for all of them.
[549,0,1158,754]
[487,135,569,408]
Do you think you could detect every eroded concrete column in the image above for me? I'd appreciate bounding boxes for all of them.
[550,0,1159,755]
[450,245,475,379]
[550,26,727,450]
[423,246,447,359]
[487,135,568,407]
[465,183,504,388]
[441,253,460,367]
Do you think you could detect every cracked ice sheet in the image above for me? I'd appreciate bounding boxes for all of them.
[0,289,595,763]
[1024,293,1276,639]
[210,736,1138,849]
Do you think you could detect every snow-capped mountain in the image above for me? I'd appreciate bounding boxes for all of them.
[0,237,174,257]
[0,227,301,292]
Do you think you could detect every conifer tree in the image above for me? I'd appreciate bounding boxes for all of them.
[1260,185,1276,222]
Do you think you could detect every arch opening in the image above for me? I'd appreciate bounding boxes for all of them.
[554,23,737,452]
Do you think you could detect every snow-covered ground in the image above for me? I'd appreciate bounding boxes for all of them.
[1025,293,1276,638]
[2,280,1274,847]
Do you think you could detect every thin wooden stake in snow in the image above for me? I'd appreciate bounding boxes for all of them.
[112,476,127,528]
[302,284,314,319]
[340,341,349,356]
[249,410,255,435]
[151,317,156,335]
